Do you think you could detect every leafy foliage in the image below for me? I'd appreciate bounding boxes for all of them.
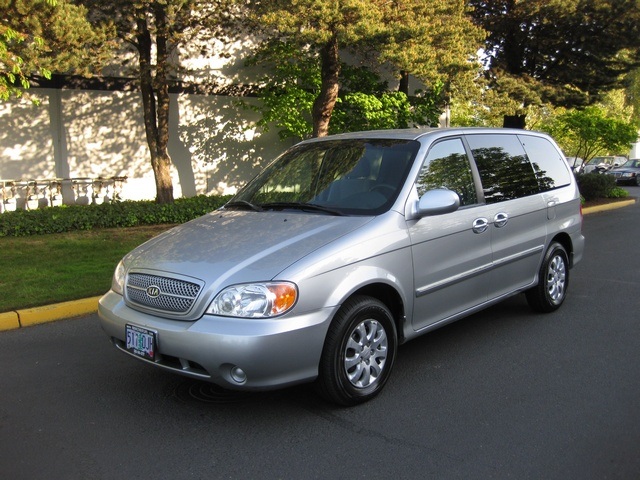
[607,187,630,199]
[244,41,318,139]
[332,68,444,132]
[541,106,639,161]
[0,0,113,101]
[245,41,445,140]
[0,195,232,237]
[470,0,640,110]
[247,0,483,137]
[624,67,640,122]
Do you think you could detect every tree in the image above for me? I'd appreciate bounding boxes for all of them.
[469,0,640,127]
[1,0,112,101]
[542,106,638,161]
[248,0,484,137]
[245,41,445,140]
[623,67,640,124]
[80,0,236,204]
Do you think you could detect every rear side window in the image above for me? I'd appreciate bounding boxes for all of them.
[466,134,539,203]
[518,134,572,191]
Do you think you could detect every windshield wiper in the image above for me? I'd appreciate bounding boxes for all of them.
[260,202,345,216]
[224,200,264,212]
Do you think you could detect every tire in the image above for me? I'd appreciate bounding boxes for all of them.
[525,242,569,313]
[316,295,397,406]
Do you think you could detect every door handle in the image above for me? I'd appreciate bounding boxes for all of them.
[494,212,509,228]
[472,217,489,234]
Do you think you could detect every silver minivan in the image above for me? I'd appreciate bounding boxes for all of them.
[99,128,585,405]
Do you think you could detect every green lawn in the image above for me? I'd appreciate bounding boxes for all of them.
[0,225,172,312]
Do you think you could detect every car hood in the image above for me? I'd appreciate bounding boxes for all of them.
[123,210,372,288]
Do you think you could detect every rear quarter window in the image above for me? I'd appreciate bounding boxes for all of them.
[518,134,573,191]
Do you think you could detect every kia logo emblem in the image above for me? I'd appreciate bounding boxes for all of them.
[146,285,161,298]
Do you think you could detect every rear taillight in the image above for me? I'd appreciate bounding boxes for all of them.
[579,203,583,229]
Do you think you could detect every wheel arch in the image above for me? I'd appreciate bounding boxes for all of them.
[347,283,407,344]
[550,232,574,267]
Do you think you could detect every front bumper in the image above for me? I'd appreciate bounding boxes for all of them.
[98,291,336,390]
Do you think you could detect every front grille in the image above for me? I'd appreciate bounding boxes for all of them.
[126,273,201,314]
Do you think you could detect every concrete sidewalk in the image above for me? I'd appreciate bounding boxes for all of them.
[0,198,636,332]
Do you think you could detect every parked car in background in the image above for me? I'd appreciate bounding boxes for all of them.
[606,159,640,185]
[582,155,627,174]
[566,157,584,174]
[99,128,585,406]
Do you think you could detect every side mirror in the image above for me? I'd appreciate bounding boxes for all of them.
[416,189,460,217]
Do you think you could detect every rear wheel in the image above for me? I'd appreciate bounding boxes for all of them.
[525,242,569,313]
[316,295,397,406]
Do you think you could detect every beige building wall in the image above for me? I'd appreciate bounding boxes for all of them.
[0,88,288,205]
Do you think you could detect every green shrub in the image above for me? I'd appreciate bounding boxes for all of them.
[0,195,233,237]
[607,187,630,199]
[576,173,617,201]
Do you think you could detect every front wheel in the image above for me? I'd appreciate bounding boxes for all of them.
[316,296,397,406]
[525,242,569,313]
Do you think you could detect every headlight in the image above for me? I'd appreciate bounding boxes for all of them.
[208,282,297,318]
[111,259,126,295]
[623,172,633,177]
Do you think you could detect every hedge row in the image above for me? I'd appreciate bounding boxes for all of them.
[0,194,232,237]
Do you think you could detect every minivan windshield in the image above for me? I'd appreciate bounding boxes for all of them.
[228,139,420,216]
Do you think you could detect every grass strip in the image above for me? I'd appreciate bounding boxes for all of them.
[0,225,172,313]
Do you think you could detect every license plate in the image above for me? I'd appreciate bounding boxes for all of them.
[125,324,156,361]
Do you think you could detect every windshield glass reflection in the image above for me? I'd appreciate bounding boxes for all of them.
[230,139,419,215]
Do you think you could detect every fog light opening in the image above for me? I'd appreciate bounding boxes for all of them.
[230,366,247,384]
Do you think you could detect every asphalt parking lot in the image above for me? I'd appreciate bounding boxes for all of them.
[1,191,639,479]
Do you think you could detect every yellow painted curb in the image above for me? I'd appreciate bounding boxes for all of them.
[17,296,102,328]
[0,311,20,331]
[583,198,636,215]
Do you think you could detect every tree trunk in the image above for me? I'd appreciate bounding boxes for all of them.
[399,70,410,96]
[136,13,174,204]
[152,4,174,204]
[503,114,526,129]
[312,35,341,138]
